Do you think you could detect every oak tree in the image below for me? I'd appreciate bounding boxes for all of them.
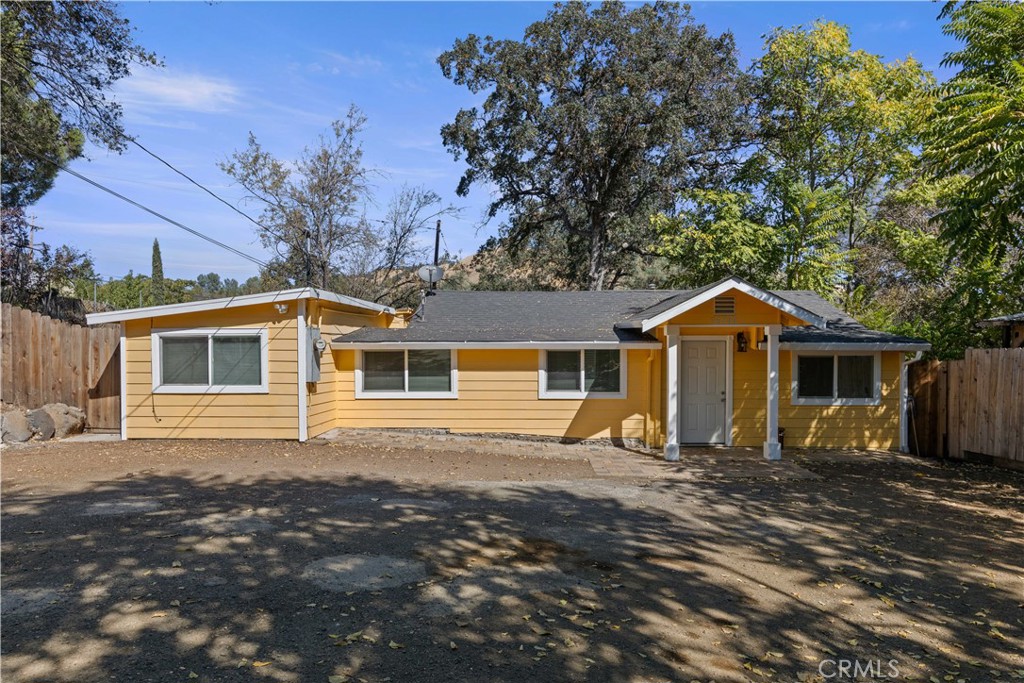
[439,1,750,290]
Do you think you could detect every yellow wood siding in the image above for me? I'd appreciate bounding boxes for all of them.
[662,289,903,449]
[306,302,393,438]
[330,348,653,441]
[123,304,299,439]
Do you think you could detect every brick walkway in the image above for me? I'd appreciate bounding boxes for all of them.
[318,428,819,481]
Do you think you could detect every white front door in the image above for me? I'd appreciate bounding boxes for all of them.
[679,340,727,444]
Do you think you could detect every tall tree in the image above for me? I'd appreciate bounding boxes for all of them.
[220,107,371,289]
[746,21,934,299]
[151,239,165,305]
[0,1,158,206]
[439,1,750,290]
[923,0,1024,272]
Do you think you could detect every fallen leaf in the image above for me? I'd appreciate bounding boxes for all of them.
[253,661,272,667]
[449,641,458,650]
[389,640,404,649]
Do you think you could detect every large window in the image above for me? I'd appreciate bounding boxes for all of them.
[792,353,880,405]
[357,350,457,398]
[540,349,626,399]
[152,329,268,394]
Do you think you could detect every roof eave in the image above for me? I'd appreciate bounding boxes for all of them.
[85,287,393,325]
[778,341,931,352]
[330,340,663,350]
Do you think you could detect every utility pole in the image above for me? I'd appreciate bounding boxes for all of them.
[304,228,312,288]
[432,219,441,292]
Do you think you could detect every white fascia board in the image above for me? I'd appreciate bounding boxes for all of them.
[86,287,393,325]
[779,341,931,352]
[331,340,663,350]
[639,278,828,332]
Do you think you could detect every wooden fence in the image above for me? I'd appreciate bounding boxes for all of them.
[1,303,121,431]
[908,348,1024,469]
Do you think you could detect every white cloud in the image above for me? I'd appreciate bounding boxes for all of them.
[317,50,384,77]
[116,68,242,114]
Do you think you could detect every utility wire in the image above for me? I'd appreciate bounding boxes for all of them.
[30,151,269,268]
[4,56,304,256]
[123,136,304,253]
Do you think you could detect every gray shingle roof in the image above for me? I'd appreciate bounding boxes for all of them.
[978,312,1024,327]
[334,291,675,344]
[779,326,929,346]
[332,286,928,348]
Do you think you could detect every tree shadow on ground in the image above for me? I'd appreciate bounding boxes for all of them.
[1,455,1022,682]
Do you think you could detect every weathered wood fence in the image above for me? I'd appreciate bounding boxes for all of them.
[1,303,121,431]
[908,348,1024,469]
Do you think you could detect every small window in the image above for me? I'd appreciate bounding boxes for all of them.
[153,329,267,394]
[793,353,879,405]
[714,296,735,315]
[357,350,457,398]
[540,349,625,398]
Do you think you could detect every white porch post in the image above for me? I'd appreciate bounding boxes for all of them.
[664,332,680,461]
[763,324,782,461]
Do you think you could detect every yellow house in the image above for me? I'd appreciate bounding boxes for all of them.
[86,277,930,459]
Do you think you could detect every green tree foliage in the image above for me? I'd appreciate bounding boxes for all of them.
[151,239,165,305]
[0,9,83,206]
[0,1,158,207]
[746,21,935,299]
[849,178,1020,358]
[439,1,750,290]
[923,0,1024,271]
[653,190,782,288]
[1,208,94,314]
[85,271,196,310]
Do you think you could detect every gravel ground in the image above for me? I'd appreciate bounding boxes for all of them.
[1,439,1022,683]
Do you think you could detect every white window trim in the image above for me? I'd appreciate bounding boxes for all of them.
[151,328,270,395]
[538,349,628,400]
[355,349,458,399]
[790,351,881,406]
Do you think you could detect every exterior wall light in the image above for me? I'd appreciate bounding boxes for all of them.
[274,303,289,314]
[737,331,748,352]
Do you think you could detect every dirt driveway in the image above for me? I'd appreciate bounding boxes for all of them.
[2,439,1022,683]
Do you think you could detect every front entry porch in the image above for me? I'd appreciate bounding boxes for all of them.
[665,325,782,462]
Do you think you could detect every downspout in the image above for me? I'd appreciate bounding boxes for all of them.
[900,351,924,454]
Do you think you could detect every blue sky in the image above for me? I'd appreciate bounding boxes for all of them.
[32,1,958,283]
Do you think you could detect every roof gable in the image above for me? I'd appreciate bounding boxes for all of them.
[625,276,828,332]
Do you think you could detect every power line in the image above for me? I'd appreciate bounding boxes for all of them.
[124,137,304,252]
[29,151,269,268]
[4,56,303,254]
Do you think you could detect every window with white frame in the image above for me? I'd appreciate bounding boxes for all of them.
[356,349,457,398]
[539,349,626,398]
[152,329,268,393]
[792,352,880,405]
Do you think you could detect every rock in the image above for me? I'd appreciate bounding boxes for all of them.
[1,411,33,443]
[42,403,87,439]
[25,408,55,440]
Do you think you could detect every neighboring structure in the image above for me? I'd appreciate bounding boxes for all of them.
[977,313,1024,349]
[86,276,929,459]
